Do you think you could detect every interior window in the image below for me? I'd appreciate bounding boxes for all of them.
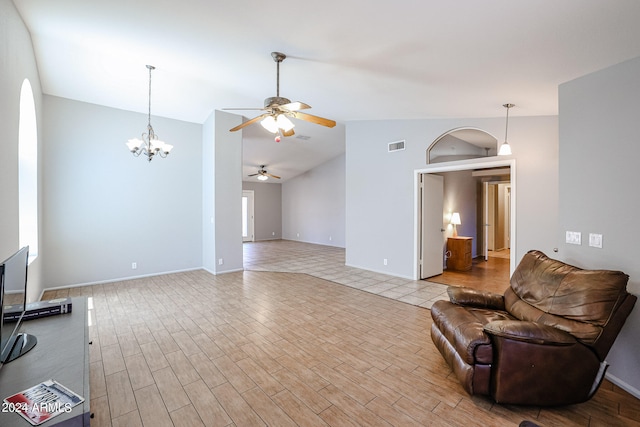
[19,79,38,261]
[427,128,498,164]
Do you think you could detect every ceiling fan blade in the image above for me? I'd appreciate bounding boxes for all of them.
[291,111,336,128]
[278,101,311,111]
[283,128,295,137]
[229,113,269,132]
[248,173,259,177]
[267,173,281,179]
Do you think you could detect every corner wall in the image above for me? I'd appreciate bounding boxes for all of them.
[202,110,243,274]
[559,56,640,396]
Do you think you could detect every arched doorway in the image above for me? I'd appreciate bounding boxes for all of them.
[416,128,515,292]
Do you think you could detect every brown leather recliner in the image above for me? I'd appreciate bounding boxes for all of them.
[430,250,637,406]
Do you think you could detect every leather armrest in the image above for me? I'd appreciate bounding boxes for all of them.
[447,286,505,310]
[484,320,577,346]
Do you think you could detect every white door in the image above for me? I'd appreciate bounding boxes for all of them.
[420,174,445,279]
[504,185,511,249]
[242,190,254,242]
[482,182,489,260]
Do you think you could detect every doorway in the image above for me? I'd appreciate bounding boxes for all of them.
[478,171,511,260]
[414,158,516,282]
[242,190,254,242]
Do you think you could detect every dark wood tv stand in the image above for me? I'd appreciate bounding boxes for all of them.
[0,297,90,426]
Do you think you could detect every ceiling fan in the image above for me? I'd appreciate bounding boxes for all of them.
[225,52,336,141]
[249,165,281,181]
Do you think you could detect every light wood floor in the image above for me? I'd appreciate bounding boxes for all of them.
[42,241,639,426]
[428,255,511,294]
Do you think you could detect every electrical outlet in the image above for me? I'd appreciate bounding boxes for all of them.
[131,262,137,270]
[218,258,224,265]
[565,231,582,245]
[383,258,388,266]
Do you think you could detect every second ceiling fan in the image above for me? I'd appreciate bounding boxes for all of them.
[226,52,336,141]
[249,165,280,181]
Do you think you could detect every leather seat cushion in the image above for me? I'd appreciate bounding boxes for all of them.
[431,300,515,364]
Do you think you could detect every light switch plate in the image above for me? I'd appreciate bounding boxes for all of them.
[566,231,582,245]
[589,233,603,248]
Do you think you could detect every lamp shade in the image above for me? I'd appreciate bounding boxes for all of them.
[126,138,142,152]
[276,115,295,131]
[498,141,512,156]
[450,212,461,225]
[260,116,279,133]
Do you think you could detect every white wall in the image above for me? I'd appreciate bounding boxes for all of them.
[242,182,282,241]
[346,116,558,278]
[0,0,44,301]
[282,154,346,247]
[202,112,215,272]
[203,110,243,274]
[559,56,640,397]
[42,96,203,287]
[204,110,243,274]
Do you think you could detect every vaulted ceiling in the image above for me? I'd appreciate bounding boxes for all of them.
[13,0,640,180]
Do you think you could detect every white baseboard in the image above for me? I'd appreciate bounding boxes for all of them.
[605,372,640,399]
[344,262,414,280]
[42,267,203,292]
[202,267,244,276]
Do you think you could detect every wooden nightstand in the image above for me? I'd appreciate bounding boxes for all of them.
[447,236,473,271]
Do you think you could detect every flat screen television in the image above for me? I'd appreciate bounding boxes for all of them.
[0,246,37,366]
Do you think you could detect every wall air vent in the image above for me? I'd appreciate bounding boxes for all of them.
[295,135,311,141]
[388,140,405,152]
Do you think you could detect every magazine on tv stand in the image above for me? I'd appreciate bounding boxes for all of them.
[3,379,84,426]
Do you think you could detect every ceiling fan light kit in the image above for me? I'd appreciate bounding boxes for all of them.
[248,165,281,181]
[226,52,336,139]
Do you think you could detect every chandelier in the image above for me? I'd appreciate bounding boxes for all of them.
[126,65,173,162]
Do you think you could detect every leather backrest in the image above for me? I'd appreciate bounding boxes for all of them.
[505,250,630,345]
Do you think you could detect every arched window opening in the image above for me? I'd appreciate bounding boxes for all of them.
[19,79,38,261]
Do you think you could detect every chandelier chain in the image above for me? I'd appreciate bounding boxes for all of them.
[147,65,154,131]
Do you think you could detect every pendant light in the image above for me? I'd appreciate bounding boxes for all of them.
[498,103,514,156]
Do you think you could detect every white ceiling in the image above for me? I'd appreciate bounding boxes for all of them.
[13,0,640,180]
